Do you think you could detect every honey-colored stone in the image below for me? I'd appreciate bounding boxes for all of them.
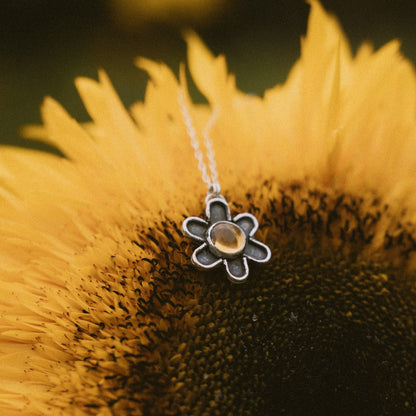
[210,222,246,255]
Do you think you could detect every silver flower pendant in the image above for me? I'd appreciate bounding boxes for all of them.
[183,196,271,283]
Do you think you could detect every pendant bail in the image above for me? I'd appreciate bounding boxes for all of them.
[206,183,221,203]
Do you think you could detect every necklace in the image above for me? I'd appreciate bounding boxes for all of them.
[179,89,271,283]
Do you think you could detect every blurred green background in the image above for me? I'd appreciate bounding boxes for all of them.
[0,0,415,150]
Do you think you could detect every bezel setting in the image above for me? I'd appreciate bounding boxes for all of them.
[207,221,247,259]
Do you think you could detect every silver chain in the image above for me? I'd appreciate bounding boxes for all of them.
[178,88,221,201]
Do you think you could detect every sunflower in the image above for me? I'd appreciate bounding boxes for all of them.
[1,0,416,414]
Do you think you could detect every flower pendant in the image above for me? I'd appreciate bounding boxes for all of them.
[183,196,271,283]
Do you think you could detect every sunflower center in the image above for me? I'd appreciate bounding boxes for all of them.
[209,221,246,256]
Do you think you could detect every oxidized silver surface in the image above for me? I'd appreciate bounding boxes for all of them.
[183,196,271,284]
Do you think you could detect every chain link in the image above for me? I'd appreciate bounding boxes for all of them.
[178,88,221,200]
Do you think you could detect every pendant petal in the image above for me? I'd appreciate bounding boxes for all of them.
[192,243,223,269]
[206,197,231,223]
[224,256,249,283]
[244,239,272,263]
[233,212,259,236]
[182,216,208,242]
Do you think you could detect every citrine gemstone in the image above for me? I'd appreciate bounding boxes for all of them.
[210,222,246,255]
